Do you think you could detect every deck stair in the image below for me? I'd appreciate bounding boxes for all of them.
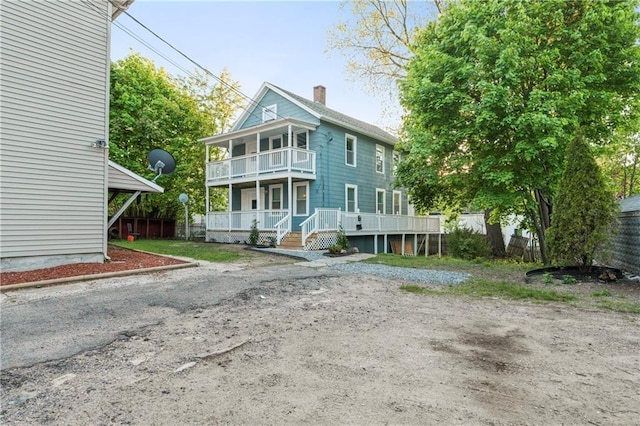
[278,231,317,249]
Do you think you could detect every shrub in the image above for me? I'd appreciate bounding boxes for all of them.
[336,224,350,250]
[447,226,492,260]
[546,133,618,272]
[248,219,259,246]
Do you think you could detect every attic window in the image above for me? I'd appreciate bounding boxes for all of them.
[262,104,277,122]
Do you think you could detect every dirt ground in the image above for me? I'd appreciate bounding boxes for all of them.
[1,254,639,425]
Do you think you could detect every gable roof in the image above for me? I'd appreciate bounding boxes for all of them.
[234,82,397,145]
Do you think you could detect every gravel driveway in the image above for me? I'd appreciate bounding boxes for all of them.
[1,254,639,425]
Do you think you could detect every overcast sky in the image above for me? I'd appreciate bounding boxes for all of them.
[110,0,404,131]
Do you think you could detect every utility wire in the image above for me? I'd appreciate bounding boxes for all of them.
[107,0,289,124]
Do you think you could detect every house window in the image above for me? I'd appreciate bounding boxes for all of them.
[393,190,401,215]
[345,134,357,167]
[293,182,308,216]
[376,189,386,214]
[376,144,385,174]
[393,151,400,175]
[270,185,283,210]
[262,104,277,122]
[295,130,307,149]
[269,135,283,150]
[346,184,358,213]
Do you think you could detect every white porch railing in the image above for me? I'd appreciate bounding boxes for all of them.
[300,208,441,247]
[207,210,289,231]
[275,214,291,244]
[207,148,316,183]
[300,208,341,247]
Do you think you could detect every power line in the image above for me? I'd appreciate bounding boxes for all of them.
[107,0,289,124]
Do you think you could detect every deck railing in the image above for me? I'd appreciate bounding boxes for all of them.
[207,148,315,183]
[209,209,441,247]
[207,210,289,231]
[300,208,441,247]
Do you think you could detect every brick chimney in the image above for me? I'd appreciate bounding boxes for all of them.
[313,85,326,105]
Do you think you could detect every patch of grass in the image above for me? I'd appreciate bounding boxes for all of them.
[596,299,640,314]
[364,254,535,272]
[450,279,576,302]
[111,240,241,263]
[401,279,575,303]
[591,289,611,298]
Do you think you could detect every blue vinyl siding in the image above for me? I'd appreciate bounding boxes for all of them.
[308,122,401,215]
[239,90,319,129]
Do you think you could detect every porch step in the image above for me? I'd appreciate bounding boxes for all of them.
[278,231,303,249]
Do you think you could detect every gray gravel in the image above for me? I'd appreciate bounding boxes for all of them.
[256,248,470,285]
[328,262,470,285]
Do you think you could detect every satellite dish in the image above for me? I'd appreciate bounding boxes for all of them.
[147,149,176,182]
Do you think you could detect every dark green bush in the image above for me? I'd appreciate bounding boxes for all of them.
[447,226,492,260]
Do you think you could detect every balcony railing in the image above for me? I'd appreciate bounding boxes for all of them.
[207,148,316,183]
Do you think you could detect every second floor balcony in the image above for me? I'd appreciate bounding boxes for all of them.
[206,147,316,186]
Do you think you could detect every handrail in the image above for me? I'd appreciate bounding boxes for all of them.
[274,213,291,244]
[299,210,317,248]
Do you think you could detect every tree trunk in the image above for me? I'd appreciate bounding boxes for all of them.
[484,209,506,258]
[533,189,552,264]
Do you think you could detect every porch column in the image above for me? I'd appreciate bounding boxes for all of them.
[401,234,406,256]
[288,175,292,226]
[228,140,232,179]
[374,235,378,254]
[256,132,260,152]
[228,183,232,232]
[205,145,210,214]
[384,234,388,254]
[414,234,417,256]
[287,125,292,171]
[425,233,429,258]
[256,179,260,224]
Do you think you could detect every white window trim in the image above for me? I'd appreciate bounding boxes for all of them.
[294,130,308,149]
[269,135,283,150]
[345,184,358,213]
[293,182,309,216]
[393,190,402,215]
[392,150,400,175]
[376,188,386,214]
[345,134,357,167]
[376,144,385,174]
[262,104,277,122]
[269,184,283,210]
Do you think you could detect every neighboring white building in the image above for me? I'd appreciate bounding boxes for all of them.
[0,0,148,272]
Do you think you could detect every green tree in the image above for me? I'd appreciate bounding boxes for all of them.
[398,0,640,263]
[546,132,618,271]
[109,53,242,219]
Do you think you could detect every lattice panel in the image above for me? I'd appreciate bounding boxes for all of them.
[207,231,247,244]
[207,231,276,245]
[305,232,338,250]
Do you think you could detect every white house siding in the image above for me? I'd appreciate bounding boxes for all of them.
[0,0,111,271]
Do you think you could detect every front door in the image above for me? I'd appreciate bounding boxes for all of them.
[241,188,265,211]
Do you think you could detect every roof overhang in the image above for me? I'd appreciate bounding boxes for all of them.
[108,160,163,194]
[199,117,319,147]
[111,0,135,20]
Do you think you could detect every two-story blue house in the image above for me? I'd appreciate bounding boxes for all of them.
[199,82,439,254]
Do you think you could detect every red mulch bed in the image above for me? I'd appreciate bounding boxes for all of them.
[1,246,189,286]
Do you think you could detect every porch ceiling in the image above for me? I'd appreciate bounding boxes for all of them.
[198,117,318,147]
